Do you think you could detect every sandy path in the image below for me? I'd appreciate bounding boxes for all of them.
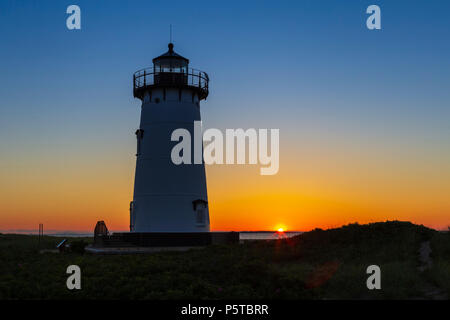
[417,240,447,300]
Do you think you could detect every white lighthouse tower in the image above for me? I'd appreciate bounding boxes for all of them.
[130,43,210,233]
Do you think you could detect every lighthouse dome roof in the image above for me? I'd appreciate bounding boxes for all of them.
[152,43,189,64]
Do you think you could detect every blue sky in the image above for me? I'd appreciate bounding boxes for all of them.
[1,0,449,145]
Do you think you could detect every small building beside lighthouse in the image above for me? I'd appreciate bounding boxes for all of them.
[130,43,210,233]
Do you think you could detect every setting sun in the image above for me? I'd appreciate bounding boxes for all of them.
[277,228,284,233]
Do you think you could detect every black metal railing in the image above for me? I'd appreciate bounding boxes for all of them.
[133,67,209,99]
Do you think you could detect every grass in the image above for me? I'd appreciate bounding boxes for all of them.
[0,221,446,299]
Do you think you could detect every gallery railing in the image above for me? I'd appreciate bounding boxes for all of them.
[133,67,209,99]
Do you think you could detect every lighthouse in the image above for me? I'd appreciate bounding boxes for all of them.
[130,43,210,233]
[90,43,239,250]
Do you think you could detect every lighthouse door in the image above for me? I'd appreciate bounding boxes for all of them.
[129,201,135,231]
[193,200,208,227]
[196,206,206,226]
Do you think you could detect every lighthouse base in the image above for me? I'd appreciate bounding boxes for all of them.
[93,232,239,248]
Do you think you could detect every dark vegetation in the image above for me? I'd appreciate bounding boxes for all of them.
[69,240,88,255]
[0,221,448,299]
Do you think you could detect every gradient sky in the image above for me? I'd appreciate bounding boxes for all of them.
[0,0,449,232]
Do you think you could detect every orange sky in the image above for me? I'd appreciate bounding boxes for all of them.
[1,135,449,232]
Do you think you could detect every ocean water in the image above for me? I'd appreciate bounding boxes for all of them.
[2,231,302,240]
[239,231,302,240]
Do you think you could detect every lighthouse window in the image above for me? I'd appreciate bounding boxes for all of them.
[135,129,144,155]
